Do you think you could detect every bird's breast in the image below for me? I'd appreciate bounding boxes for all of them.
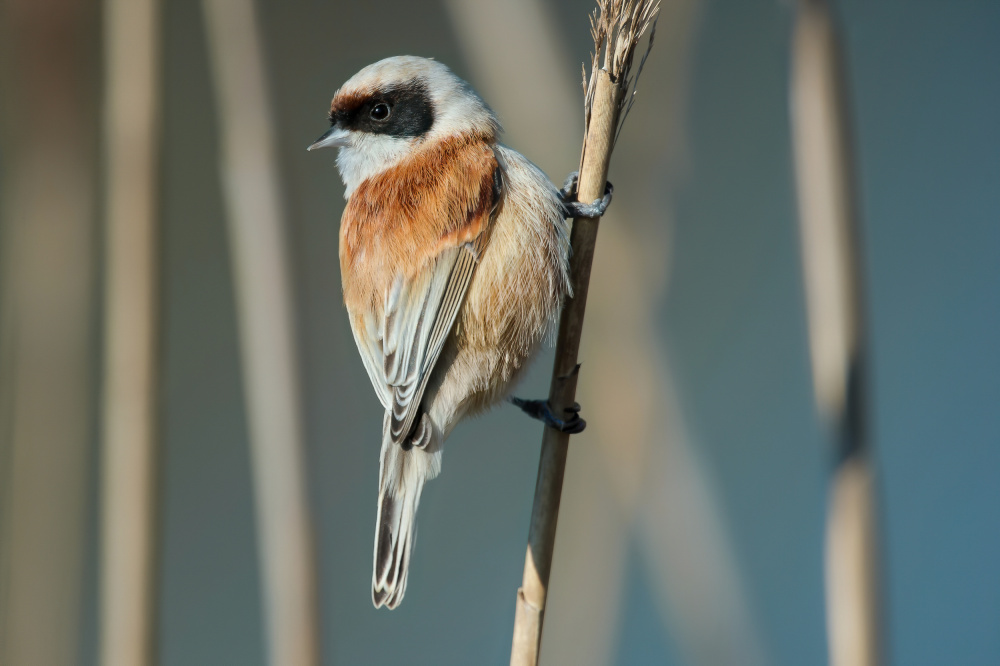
[339,134,498,316]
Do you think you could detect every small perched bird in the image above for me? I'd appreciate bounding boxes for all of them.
[309,56,609,609]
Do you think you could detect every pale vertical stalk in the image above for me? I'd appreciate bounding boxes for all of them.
[447,4,766,663]
[0,1,97,664]
[791,2,883,666]
[511,73,621,666]
[98,0,162,662]
[510,3,658,664]
[201,2,319,665]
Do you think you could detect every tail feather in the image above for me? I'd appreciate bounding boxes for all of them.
[372,413,439,609]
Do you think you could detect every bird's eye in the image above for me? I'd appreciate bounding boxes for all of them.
[370,103,391,121]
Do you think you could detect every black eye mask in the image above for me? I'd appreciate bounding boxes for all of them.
[333,80,435,139]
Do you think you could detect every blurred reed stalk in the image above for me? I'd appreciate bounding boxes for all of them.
[791,2,884,666]
[0,0,98,664]
[98,0,162,662]
[510,2,658,664]
[202,1,320,665]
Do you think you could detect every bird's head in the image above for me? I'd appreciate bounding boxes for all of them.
[309,56,500,197]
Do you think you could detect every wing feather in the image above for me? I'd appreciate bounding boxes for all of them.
[383,247,460,430]
[387,236,484,445]
[347,241,482,431]
[343,147,501,444]
[351,309,392,411]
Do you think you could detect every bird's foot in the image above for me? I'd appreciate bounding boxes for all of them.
[510,397,586,434]
[559,171,614,218]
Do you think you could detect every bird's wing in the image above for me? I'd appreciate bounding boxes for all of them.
[351,308,393,411]
[381,228,487,445]
[347,163,502,445]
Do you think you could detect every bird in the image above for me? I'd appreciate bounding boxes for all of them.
[308,55,610,609]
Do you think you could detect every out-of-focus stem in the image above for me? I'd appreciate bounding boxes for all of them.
[98,0,162,662]
[0,1,97,664]
[202,1,320,665]
[791,2,883,666]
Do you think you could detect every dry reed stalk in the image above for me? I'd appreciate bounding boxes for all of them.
[510,2,658,664]
[98,0,162,662]
[791,2,883,665]
[202,1,320,664]
[0,1,97,664]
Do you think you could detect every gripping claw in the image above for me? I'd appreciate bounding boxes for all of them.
[510,396,586,434]
[559,171,614,219]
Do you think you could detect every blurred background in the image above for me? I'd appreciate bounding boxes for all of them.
[1,0,998,665]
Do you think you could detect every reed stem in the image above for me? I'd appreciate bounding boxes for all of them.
[791,2,884,664]
[510,3,658,663]
[202,0,320,663]
[98,0,162,661]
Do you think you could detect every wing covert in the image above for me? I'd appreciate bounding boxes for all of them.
[383,231,486,446]
[341,145,502,442]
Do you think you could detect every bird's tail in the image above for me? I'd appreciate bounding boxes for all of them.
[372,413,440,609]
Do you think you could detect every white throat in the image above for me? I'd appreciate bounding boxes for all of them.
[336,133,414,199]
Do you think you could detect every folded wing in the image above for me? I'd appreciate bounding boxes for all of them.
[343,144,502,446]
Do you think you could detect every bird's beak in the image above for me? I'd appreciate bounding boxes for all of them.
[307,126,349,151]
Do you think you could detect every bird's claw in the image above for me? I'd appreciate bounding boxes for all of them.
[560,171,580,198]
[559,171,613,219]
[510,396,587,434]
